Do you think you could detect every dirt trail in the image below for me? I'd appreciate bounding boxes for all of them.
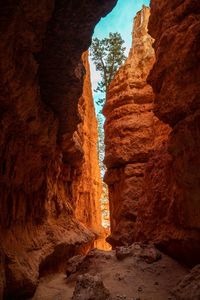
[31,244,188,300]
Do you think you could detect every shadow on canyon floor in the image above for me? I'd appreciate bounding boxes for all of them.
[30,243,198,300]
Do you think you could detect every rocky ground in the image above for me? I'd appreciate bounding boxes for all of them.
[30,243,200,300]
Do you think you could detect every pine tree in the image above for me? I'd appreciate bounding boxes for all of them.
[90,32,126,228]
[91,32,126,107]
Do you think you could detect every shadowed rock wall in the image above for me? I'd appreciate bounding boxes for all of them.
[0,1,117,298]
[135,0,200,266]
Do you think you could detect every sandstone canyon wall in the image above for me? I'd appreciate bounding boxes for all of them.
[73,52,102,235]
[73,52,110,251]
[135,0,200,266]
[104,1,200,266]
[0,1,117,299]
[1,0,200,298]
[104,6,171,248]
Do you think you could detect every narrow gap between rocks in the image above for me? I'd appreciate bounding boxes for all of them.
[1,0,199,299]
[32,1,191,299]
[89,0,149,251]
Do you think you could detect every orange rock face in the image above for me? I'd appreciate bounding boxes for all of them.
[73,52,102,234]
[135,0,200,266]
[0,0,199,298]
[0,1,117,298]
[103,6,171,248]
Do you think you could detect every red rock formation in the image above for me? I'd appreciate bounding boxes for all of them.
[103,6,170,248]
[104,1,200,266]
[73,52,111,251]
[135,0,200,266]
[73,52,102,234]
[1,0,199,298]
[0,1,117,298]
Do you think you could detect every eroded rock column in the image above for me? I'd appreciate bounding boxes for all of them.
[73,52,102,235]
[103,6,170,248]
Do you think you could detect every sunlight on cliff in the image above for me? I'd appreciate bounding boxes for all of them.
[89,0,150,250]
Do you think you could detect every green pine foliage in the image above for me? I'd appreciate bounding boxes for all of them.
[90,31,126,173]
[90,33,126,222]
[91,32,126,98]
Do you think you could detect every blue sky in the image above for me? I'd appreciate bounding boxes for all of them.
[89,0,150,111]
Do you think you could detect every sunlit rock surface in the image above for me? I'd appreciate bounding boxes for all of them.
[73,52,110,251]
[104,6,170,248]
[0,1,117,298]
[1,0,200,298]
[73,52,102,236]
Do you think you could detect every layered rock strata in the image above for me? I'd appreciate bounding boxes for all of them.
[0,1,117,298]
[1,1,200,299]
[135,0,200,266]
[103,6,170,247]
[105,1,200,266]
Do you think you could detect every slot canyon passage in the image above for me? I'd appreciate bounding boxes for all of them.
[0,0,200,299]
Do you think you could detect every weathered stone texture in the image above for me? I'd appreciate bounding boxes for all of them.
[148,0,200,127]
[0,1,117,298]
[74,52,102,234]
[104,6,170,248]
[104,1,200,266]
[135,0,200,266]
